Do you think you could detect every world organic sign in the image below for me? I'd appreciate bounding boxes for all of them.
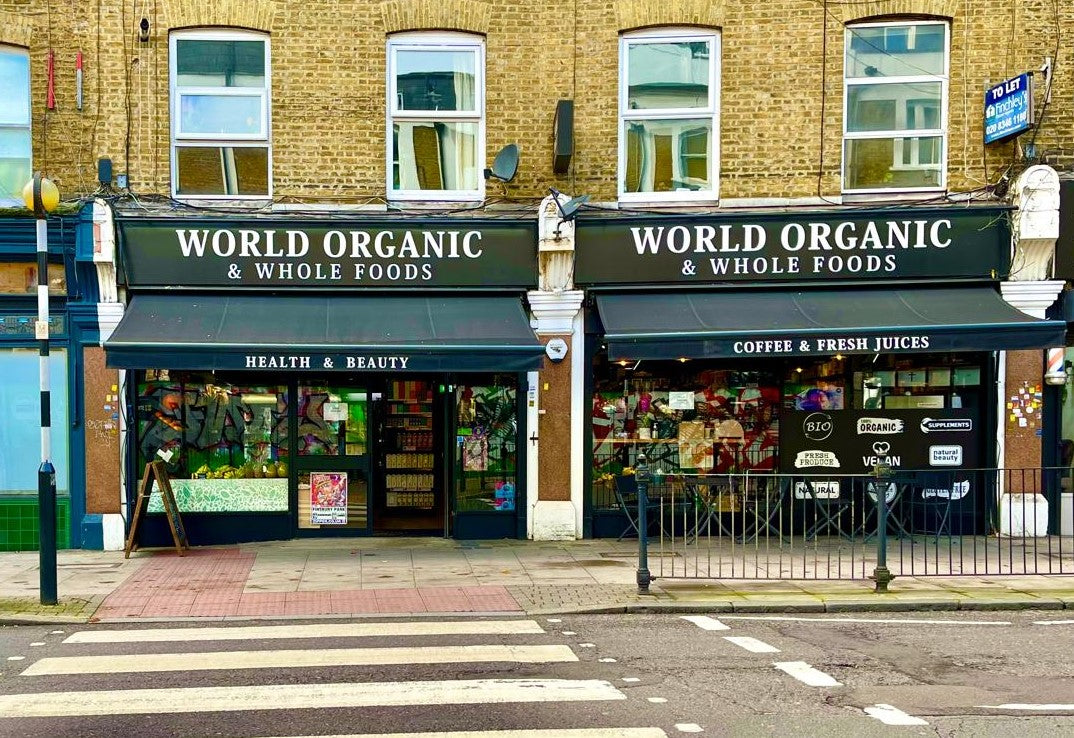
[575,207,1010,284]
[117,219,537,288]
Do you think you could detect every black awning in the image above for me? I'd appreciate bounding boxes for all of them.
[596,287,1067,360]
[106,294,545,372]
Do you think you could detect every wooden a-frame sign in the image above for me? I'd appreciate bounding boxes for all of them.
[124,460,189,558]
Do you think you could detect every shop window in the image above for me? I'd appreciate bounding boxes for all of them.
[843,20,948,192]
[0,262,66,295]
[136,372,288,512]
[296,384,368,457]
[0,45,31,205]
[619,29,719,202]
[455,378,518,513]
[388,33,483,201]
[170,30,271,198]
[0,349,69,496]
[591,362,780,511]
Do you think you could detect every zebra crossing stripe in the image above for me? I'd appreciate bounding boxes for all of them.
[64,619,545,644]
[23,644,579,676]
[0,678,625,718]
[252,730,668,738]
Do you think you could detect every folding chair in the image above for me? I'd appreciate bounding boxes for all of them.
[613,474,662,541]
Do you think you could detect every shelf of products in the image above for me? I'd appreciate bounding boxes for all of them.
[384,381,435,508]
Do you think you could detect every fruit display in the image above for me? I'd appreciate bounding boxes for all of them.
[191,461,288,480]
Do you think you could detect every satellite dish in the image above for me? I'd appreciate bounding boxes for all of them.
[484,144,519,183]
[550,188,589,221]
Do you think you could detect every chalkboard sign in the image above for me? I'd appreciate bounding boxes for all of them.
[125,461,189,558]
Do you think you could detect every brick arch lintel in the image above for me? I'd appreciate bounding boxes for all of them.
[616,0,725,33]
[380,0,491,35]
[839,0,960,24]
[160,0,275,33]
[0,11,34,48]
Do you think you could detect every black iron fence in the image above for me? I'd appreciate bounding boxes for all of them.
[621,458,1074,586]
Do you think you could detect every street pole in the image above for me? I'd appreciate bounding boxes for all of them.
[24,172,59,606]
[636,452,651,594]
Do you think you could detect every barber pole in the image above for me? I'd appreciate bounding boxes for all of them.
[1045,347,1067,385]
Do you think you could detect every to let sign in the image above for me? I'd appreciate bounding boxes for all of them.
[984,73,1034,145]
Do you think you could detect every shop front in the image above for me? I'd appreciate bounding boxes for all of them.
[0,214,87,551]
[576,206,1067,537]
[106,217,543,545]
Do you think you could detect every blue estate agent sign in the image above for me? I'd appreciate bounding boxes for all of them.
[985,73,1034,145]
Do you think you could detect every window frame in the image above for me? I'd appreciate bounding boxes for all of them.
[841,19,949,195]
[386,32,486,202]
[618,28,721,204]
[0,44,31,207]
[169,28,272,200]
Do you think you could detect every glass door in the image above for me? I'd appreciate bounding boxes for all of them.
[451,376,520,539]
[293,382,371,535]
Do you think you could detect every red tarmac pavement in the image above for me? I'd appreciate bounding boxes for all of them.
[92,549,521,620]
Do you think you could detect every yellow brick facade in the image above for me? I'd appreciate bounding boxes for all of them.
[1,0,1070,204]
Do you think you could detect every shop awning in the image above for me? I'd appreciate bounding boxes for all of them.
[596,287,1067,360]
[105,294,546,372]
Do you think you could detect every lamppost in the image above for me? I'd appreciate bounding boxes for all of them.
[22,172,60,606]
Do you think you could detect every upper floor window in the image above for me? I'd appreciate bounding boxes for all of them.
[170,30,270,198]
[388,33,484,201]
[0,45,31,205]
[843,21,948,193]
[619,29,719,203]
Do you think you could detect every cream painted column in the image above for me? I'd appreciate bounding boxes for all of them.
[91,200,126,550]
[526,193,585,540]
[998,165,1063,536]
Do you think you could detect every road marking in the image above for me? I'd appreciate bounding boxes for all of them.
[255,730,669,738]
[64,619,545,644]
[722,616,1010,626]
[623,677,641,683]
[979,704,1074,711]
[29,642,45,647]
[723,636,780,654]
[579,643,595,648]
[675,725,704,734]
[680,616,730,631]
[6,656,24,661]
[864,704,929,726]
[0,678,626,718]
[23,644,578,676]
[647,697,668,703]
[562,631,577,635]
[773,661,842,687]
[599,658,617,663]
[1034,620,1074,626]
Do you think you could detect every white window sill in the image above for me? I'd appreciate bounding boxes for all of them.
[840,189,946,204]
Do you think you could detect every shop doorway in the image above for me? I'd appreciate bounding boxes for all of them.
[372,378,446,534]
[293,382,372,536]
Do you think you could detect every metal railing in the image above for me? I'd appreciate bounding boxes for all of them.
[629,454,1074,590]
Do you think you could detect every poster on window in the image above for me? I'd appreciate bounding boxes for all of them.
[310,472,348,525]
[463,433,489,471]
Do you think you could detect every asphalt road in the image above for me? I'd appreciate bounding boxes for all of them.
[0,611,1072,737]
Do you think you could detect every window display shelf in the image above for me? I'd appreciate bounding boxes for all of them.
[608,438,680,444]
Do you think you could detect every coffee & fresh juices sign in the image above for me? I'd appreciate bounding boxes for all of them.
[575,208,1010,284]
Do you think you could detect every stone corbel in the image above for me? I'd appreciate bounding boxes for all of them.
[537,192,576,293]
[92,199,118,305]
[528,290,584,336]
[1010,165,1060,283]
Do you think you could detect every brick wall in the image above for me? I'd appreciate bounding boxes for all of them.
[1,0,1070,202]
